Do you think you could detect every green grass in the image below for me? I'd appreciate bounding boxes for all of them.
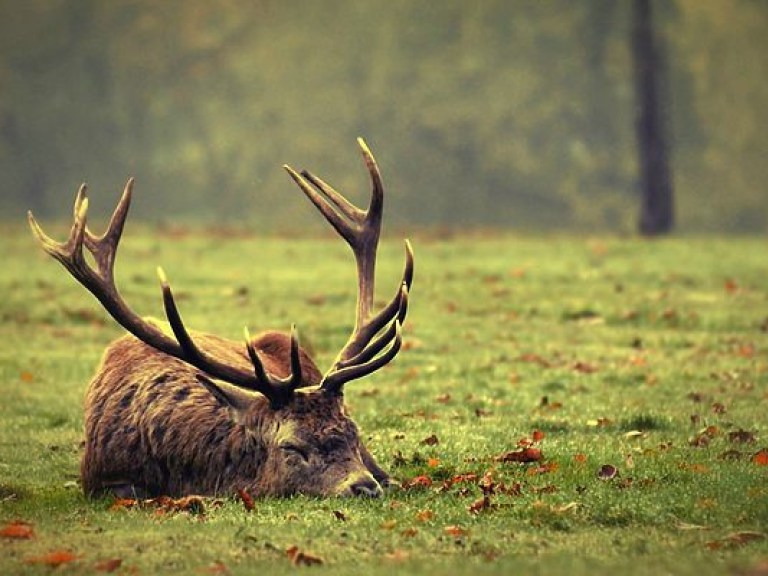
[1,225,767,575]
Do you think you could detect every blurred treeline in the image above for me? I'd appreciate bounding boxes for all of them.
[1,0,766,233]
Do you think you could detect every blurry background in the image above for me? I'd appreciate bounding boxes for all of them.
[1,0,766,234]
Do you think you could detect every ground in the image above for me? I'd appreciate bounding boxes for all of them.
[1,225,766,575]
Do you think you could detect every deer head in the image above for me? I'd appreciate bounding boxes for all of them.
[28,139,414,498]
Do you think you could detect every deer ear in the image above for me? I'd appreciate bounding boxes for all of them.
[195,374,256,424]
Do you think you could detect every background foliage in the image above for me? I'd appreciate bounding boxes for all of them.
[1,0,767,232]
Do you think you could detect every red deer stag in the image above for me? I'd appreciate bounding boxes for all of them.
[28,139,413,499]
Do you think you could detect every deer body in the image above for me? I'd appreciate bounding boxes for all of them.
[30,139,413,499]
[82,330,385,497]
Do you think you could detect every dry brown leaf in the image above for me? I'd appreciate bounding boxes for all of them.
[416,510,435,522]
[752,449,768,466]
[238,488,255,512]
[94,558,123,573]
[597,464,619,480]
[531,429,546,443]
[405,475,432,489]
[468,495,493,515]
[572,361,598,374]
[495,447,543,463]
[25,550,78,567]
[420,434,440,446]
[444,525,469,538]
[285,546,323,566]
[728,429,756,444]
[0,520,34,540]
[109,498,138,511]
[706,531,765,550]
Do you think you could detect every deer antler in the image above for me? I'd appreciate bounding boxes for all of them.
[284,138,414,394]
[28,179,305,408]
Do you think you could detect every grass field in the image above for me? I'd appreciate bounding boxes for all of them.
[1,224,766,575]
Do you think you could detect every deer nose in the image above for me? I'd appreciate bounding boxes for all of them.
[349,477,383,498]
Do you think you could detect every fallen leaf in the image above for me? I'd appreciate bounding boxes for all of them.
[752,449,768,466]
[285,546,323,566]
[405,475,433,489]
[527,461,559,475]
[25,550,78,567]
[20,371,34,383]
[204,561,230,574]
[427,457,440,468]
[332,510,347,522]
[416,510,435,522]
[94,558,123,573]
[401,527,419,538]
[531,429,546,443]
[420,434,440,446]
[380,520,398,530]
[0,520,34,539]
[444,525,469,538]
[719,449,743,460]
[238,488,255,512]
[434,393,451,404]
[573,453,587,464]
[495,447,543,463]
[729,429,756,444]
[624,430,645,439]
[531,484,558,494]
[469,496,493,514]
[109,498,137,511]
[597,464,619,480]
[724,278,739,294]
[572,361,598,374]
[712,402,727,415]
[518,353,552,368]
[478,471,496,495]
[705,531,765,550]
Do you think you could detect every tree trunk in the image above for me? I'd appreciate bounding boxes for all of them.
[632,0,674,235]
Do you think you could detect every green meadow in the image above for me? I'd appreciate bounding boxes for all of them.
[1,226,766,575]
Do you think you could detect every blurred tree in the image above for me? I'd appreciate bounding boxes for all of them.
[632,0,674,235]
[0,0,765,232]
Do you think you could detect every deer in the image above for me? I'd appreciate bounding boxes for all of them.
[28,139,414,499]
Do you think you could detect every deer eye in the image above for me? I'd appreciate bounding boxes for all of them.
[322,436,348,453]
[280,443,310,462]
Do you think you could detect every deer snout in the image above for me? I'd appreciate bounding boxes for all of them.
[338,473,383,498]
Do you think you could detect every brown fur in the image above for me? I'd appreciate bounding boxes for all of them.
[81,327,388,498]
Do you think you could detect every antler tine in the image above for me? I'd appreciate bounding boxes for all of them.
[283,165,358,246]
[285,139,414,393]
[356,137,384,224]
[334,282,409,371]
[322,321,403,393]
[159,266,304,406]
[30,180,310,409]
[83,178,133,275]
